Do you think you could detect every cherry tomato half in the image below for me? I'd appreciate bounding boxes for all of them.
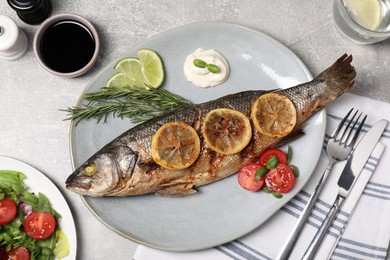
[24,212,56,240]
[258,148,287,167]
[238,162,265,191]
[0,198,17,225]
[265,163,296,193]
[1,246,30,260]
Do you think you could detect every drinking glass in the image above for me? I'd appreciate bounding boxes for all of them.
[333,0,390,44]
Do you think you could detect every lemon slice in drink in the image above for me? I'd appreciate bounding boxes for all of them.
[138,49,164,88]
[202,108,252,155]
[151,122,200,170]
[251,92,296,138]
[114,57,148,88]
[105,72,133,88]
[344,0,382,30]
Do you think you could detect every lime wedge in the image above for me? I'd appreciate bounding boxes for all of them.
[105,72,133,88]
[138,49,164,88]
[114,57,148,88]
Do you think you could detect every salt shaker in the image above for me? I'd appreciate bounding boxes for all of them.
[0,15,28,60]
[7,0,52,25]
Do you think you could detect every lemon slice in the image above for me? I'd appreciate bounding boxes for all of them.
[251,92,297,138]
[344,0,382,30]
[105,72,133,88]
[114,57,148,88]
[138,49,164,88]
[202,108,252,155]
[151,122,200,170]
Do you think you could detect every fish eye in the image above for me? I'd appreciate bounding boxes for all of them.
[82,163,97,177]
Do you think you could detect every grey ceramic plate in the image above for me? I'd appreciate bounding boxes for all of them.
[69,22,325,251]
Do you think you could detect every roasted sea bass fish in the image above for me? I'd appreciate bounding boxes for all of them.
[66,54,356,197]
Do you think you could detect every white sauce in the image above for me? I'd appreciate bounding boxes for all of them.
[183,48,230,88]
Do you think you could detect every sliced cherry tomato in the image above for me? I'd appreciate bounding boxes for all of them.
[258,148,287,167]
[1,246,30,260]
[24,212,56,240]
[0,198,17,225]
[238,162,265,191]
[265,163,296,193]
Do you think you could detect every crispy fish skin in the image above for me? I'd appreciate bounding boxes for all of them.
[66,54,356,197]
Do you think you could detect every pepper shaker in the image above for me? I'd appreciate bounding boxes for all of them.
[7,0,52,25]
[0,15,28,60]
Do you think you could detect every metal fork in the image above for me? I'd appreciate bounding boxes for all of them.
[276,108,365,260]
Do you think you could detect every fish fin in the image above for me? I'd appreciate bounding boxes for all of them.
[317,54,355,97]
[156,183,198,196]
[276,126,305,148]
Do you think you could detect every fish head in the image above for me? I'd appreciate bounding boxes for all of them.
[66,144,136,196]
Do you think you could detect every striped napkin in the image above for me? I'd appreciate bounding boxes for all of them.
[134,93,390,260]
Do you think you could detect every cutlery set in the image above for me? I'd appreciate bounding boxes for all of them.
[277,108,388,260]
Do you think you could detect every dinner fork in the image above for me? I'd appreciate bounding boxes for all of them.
[276,108,366,260]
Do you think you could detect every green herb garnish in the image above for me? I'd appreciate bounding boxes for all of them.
[206,64,221,73]
[290,164,299,177]
[254,166,267,180]
[193,59,221,73]
[272,192,283,199]
[266,155,279,169]
[193,59,207,68]
[262,186,271,194]
[62,85,191,125]
[287,145,293,164]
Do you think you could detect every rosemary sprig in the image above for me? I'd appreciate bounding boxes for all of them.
[62,86,192,125]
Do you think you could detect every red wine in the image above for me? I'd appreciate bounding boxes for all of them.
[40,20,96,73]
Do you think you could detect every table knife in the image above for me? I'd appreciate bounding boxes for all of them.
[302,119,388,260]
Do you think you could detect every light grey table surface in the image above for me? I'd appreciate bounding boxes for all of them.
[1,1,389,259]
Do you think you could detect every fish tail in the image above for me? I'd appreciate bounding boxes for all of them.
[281,54,356,125]
[318,53,356,94]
